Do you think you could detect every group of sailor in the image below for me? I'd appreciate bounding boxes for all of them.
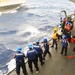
[14,17,73,75]
[14,37,52,75]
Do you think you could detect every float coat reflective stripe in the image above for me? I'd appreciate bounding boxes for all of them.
[62,40,68,47]
[52,32,58,39]
[26,49,38,60]
[33,44,42,53]
[44,43,49,50]
[15,52,25,62]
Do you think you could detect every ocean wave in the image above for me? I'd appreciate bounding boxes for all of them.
[0,30,17,36]
[38,26,54,31]
[0,0,75,74]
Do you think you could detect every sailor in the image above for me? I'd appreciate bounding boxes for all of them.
[63,29,71,42]
[14,46,28,75]
[60,35,70,56]
[57,25,63,40]
[26,44,39,73]
[42,37,52,60]
[33,39,44,65]
[51,27,58,50]
[63,21,72,42]
[62,18,67,29]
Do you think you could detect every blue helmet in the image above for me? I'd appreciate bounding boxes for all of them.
[28,44,33,49]
[43,37,48,42]
[62,35,67,39]
[36,39,40,43]
[16,46,22,52]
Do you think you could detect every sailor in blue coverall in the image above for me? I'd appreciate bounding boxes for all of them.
[33,39,44,65]
[26,44,39,73]
[14,46,28,75]
[60,35,70,56]
[42,37,52,60]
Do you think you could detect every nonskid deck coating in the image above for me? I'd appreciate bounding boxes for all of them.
[9,14,75,75]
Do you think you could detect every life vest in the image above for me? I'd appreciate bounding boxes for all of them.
[64,22,72,31]
[52,32,58,39]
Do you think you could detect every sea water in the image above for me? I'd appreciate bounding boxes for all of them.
[0,0,75,74]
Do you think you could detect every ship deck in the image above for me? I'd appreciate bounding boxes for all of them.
[8,15,75,75]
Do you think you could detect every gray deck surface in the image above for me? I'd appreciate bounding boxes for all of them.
[9,15,75,75]
[9,44,75,75]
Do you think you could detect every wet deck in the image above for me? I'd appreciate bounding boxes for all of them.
[8,14,75,75]
[9,44,75,75]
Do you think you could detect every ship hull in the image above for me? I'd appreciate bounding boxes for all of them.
[0,0,25,7]
[0,4,22,12]
[0,0,25,12]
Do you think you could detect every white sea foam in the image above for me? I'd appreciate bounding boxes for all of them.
[0,12,2,16]
[16,25,40,41]
[7,59,16,74]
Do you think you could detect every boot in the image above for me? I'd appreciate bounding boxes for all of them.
[64,53,67,56]
[30,69,33,73]
[60,52,63,54]
[49,53,51,57]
